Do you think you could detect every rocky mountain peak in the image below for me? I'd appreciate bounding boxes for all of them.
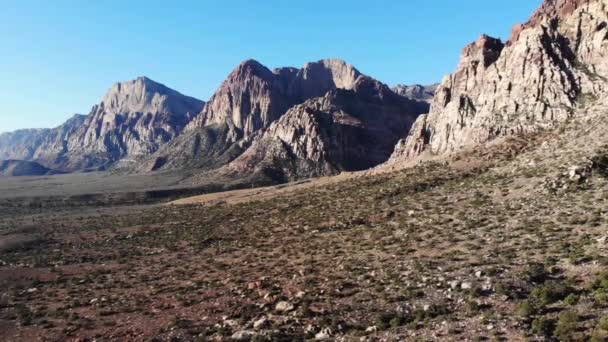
[289,59,362,100]
[510,0,589,43]
[461,34,504,68]
[100,77,201,118]
[392,84,439,104]
[229,59,276,82]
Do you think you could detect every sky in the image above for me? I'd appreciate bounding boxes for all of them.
[0,0,542,133]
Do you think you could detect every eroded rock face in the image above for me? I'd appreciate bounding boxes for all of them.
[224,76,428,181]
[390,0,608,162]
[187,59,363,141]
[64,77,205,170]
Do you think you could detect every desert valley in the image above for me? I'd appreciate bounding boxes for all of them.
[2,0,608,340]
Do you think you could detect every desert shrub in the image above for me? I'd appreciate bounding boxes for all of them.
[564,293,579,306]
[530,281,574,306]
[517,300,541,318]
[531,316,554,337]
[553,311,579,341]
[599,317,608,331]
[525,263,549,283]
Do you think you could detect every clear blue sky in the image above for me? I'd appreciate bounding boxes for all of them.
[0,0,541,133]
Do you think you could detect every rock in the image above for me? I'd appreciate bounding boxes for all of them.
[388,0,608,164]
[231,330,255,341]
[365,326,378,333]
[275,301,295,312]
[461,282,473,290]
[253,317,268,329]
[449,281,460,290]
[475,271,483,278]
[315,328,332,340]
[597,236,607,244]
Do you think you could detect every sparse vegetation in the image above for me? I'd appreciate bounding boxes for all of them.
[1,113,608,340]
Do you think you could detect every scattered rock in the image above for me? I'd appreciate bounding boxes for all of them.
[275,301,295,312]
[461,282,473,290]
[231,330,255,341]
[315,328,332,340]
[253,317,268,329]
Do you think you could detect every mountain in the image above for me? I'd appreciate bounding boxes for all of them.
[224,76,428,182]
[0,114,87,165]
[0,160,62,177]
[0,78,204,172]
[392,83,439,103]
[140,59,429,177]
[62,77,205,170]
[389,0,608,163]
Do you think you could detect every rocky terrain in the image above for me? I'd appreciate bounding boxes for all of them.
[390,0,608,163]
[2,94,608,340]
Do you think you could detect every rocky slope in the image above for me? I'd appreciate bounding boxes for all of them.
[392,83,438,103]
[142,59,428,176]
[0,160,62,177]
[0,78,204,172]
[389,0,608,163]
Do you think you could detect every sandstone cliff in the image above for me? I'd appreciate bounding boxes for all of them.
[389,0,608,163]
[223,76,428,181]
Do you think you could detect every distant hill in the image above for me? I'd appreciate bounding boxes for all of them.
[0,160,63,177]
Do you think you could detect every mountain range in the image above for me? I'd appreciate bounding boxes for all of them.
[0,59,429,180]
[2,0,607,184]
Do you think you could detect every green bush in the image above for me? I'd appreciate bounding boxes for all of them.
[594,272,608,290]
[531,316,554,337]
[599,317,608,331]
[553,311,579,341]
[594,289,608,306]
[530,281,573,306]
[564,293,579,306]
[517,300,540,318]
[525,263,549,283]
